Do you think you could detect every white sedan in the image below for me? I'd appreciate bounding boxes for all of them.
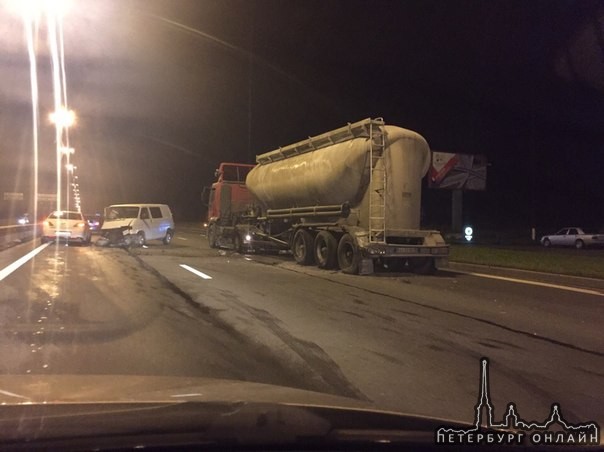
[540,227,604,249]
[41,211,92,245]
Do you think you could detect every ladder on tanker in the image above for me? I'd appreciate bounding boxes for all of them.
[368,122,386,243]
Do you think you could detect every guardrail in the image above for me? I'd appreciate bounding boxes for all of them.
[0,223,40,250]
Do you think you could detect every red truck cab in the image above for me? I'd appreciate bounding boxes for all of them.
[207,163,255,224]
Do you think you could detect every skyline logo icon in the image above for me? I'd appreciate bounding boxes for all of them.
[435,358,600,446]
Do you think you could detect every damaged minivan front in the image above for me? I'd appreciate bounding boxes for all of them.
[97,204,175,247]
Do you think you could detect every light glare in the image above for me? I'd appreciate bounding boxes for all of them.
[49,108,76,127]
[3,0,73,19]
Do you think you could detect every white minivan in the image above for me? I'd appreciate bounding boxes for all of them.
[100,204,175,246]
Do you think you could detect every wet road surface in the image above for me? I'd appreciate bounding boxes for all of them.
[1,230,603,429]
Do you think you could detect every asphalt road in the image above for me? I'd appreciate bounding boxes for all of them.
[1,229,602,430]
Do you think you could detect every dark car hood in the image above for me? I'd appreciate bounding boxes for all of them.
[0,375,475,449]
[0,374,377,406]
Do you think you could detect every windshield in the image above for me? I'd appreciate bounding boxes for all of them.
[48,211,82,220]
[0,0,602,449]
[105,206,140,220]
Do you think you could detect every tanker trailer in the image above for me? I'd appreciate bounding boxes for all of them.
[208,118,448,274]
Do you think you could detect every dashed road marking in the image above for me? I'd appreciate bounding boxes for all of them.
[179,264,212,280]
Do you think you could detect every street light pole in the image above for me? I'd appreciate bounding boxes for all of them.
[50,108,75,212]
[61,146,74,212]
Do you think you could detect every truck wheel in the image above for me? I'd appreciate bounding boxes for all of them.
[208,225,218,248]
[575,239,584,249]
[411,257,436,275]
[542,238,551,248]
[337,233,360,274]
[314,231,338,269]
[292,229,315,265]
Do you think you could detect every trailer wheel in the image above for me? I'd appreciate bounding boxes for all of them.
[208,224,218,248]
[337,233,360,274]
[314,231,338,269]
[292,229,315,265]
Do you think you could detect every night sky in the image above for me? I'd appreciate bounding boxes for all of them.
[1,0,603,233]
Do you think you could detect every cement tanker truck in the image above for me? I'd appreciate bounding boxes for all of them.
[206,118,448,275]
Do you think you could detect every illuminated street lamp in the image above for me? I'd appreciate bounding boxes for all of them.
[60,146,75,155]
[65,163,76,172]
[50,107,76,128]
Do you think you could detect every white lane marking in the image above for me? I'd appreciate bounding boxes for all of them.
[179,264,212,280]
[447,269,604,297]
[0,389,30,400]
[0,243,50,281]
[170,393,203,398]
[176,237,188,241]
[243,257,252,261]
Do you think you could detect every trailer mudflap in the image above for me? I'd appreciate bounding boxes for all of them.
[358,259,374,275]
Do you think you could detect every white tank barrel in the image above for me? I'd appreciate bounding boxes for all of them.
[246,124,431,231]
[384,126,431,231]
[246,139,370,210]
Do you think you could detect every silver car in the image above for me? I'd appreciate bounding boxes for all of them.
[540,227,604,249]
[41,211,92,244]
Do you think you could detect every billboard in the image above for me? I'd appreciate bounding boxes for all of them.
[429,152,487,191]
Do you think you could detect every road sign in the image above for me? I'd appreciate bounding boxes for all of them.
[429,152,487,191]
[3,192,24,201]
[37,193,57,202]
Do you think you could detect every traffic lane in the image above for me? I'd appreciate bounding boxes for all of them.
[1,242,162,338]
[250,254,603,354]
[132,245,604,426]
[0,238,49,276]
[168,229,604,354]
[0,242,140,374]
[0,243,320,392]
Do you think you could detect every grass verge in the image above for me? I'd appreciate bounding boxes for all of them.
[450,245,604,279]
